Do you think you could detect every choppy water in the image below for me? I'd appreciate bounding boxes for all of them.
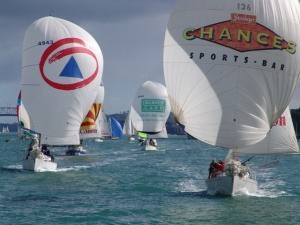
[0,133,299,225]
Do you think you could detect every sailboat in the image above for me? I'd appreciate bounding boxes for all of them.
[109,116,123,140]
[21,16,103,171]
[130,81,171,150]
[97,107,123,140]
[98,108,111,140]
[1,126,9,134]
[66,82,104,155]
[206,107,299,195]
[123,110,168,141]
[163,0,300,195]
[122,110,136,141]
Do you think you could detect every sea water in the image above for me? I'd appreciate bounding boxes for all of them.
[0,133,299,225]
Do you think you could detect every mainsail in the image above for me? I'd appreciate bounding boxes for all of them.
[98,108,111,139]
[21,16,103,145]
[122,110,136,137]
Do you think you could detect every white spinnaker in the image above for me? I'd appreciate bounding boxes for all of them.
[131,81,171,133]
[164,0,300,149]
[21,16,103,145]
[234,106,299,155]
[149,126,168,139]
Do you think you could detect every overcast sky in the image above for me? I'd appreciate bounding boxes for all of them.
[0,0,299,115]
[0,0,176,114]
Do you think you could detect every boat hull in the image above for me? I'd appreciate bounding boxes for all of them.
[205,175,257,196]
[144,144,157,151]
[129,137,135,141]
[142,139,158,151]
[65,150,87,156]
[22,158,57,172]
[66,146,87,156]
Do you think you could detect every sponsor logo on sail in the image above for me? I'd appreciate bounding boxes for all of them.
[273,116,286,127]
[183,13,296,54]
[40,38,99,90]
[141,99,166,112]
[80,103,101,130]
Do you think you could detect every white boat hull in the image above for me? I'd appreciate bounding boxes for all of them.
[142,139,158,151]
[144,144,157,151]
[205,175,257,196]
[22,158,57,172]
[129,137,135,141]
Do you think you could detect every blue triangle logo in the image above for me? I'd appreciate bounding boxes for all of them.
[59,56,83,78]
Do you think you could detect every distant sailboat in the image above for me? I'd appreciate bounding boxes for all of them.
[97,108,123,140]
[122,110,136,141]
[109,116,123,140]
[66,82,105,155]
[123,109,168,140]
[164,0,300,195]
[21,16,103,171]
[1,126,9,134]
[130,81,171,150]
[98,108,111,140]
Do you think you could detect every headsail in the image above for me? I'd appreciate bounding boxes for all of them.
[16,91,30,131]
[164,0,300,149]
[234,106,299,155]
[21,16,103,145]
[98,107,111,139]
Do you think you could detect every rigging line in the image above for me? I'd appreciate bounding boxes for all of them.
[242,155,255,164]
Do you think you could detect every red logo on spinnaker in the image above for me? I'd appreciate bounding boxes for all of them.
[183,13,296,54]
[40,38,98,90]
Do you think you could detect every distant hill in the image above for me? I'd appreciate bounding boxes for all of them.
[111,109,300,137]
[2,109,300,137]
[108,111,185,135]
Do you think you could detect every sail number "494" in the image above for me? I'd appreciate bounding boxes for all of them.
[38,40,53,45]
